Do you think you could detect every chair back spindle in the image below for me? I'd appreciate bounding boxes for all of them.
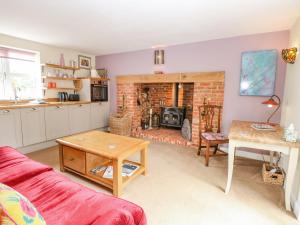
[199,104,222,134]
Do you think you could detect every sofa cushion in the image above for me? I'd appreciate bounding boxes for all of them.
[0,183,46,225]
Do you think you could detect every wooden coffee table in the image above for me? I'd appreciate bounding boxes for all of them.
[56,130,149,197]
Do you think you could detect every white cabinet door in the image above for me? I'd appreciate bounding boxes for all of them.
[21,107,46,146]
[90,102,102,129]
[101,102,110,128]
[91,102,110,129]
[45,106,70,140]
[69,104,91,134]
[0,109,22,148]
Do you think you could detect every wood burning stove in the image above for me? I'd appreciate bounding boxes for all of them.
[160,107,186,128]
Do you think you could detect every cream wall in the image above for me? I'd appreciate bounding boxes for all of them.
[281,17,300,219]
[0,33,95,98]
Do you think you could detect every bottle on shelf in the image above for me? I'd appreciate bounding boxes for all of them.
[60,53,65,67]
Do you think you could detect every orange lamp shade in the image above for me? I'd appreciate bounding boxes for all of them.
[261,95,281,123]
[262,98,279,107]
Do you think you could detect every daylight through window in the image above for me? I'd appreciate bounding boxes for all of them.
[0,46,41,100]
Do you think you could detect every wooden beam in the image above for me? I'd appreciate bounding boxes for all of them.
[116,71,225,84]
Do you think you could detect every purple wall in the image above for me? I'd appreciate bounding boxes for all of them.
[96,31,289,134]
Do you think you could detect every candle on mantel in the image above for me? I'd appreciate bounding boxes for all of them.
[149,108,153,129]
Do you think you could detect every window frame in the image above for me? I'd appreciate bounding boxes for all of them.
[0,45,41,101]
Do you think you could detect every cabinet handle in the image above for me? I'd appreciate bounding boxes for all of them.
[31,108,37,111]
[2,110,10,113]
[56,106,62,109]
[79,104,83,107]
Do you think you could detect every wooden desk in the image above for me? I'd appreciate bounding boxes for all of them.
[225,120,300,211]
[57,131,149,197]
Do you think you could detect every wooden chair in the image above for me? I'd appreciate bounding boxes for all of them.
[197,104,228,166]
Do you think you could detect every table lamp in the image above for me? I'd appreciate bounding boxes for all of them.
[262,95,281,124]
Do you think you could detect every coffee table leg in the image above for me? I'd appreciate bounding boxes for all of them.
[59,144,65,172]
[113,159,122,197]
[141,146,148,175]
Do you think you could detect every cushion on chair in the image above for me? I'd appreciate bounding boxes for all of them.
[0,183,46,225]
[201,132,227,141]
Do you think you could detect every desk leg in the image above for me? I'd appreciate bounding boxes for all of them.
[285,148,299,211]
[225,140,236,194]
[113,159,123,197]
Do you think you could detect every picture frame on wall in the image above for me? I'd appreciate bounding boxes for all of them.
[239,49,277,96]
[78,55,91,69]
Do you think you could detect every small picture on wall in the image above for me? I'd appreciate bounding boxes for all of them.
[239,49,277,96]
[78,55,91,69]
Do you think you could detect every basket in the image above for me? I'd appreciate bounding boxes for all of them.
[262,163,284,186]
[109,114,132,136]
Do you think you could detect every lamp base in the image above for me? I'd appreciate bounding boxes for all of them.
[263,122,277,127]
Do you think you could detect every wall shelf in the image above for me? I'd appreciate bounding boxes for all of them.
[89,77,110,81]
[41,63,79,71]
[42,87,80,91]
[41,64,82,95]
[42,76,80,81]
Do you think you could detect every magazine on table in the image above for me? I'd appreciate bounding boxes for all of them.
[102,163,139,179]
[90,166,107,174]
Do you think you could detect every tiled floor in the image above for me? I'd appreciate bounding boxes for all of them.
[135,127,192,147]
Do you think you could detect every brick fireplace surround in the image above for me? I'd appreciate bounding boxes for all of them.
[116,72,225,148]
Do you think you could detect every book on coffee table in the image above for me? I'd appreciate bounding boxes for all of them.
[102,163,140,179]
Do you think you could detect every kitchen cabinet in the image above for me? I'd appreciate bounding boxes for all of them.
[45,105,70,140]
[0,109,22,148]
[69,104,91,134]
[101,102,110,127]
[21,107,46,146]
[90,102,109,129]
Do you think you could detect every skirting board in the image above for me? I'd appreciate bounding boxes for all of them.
[291,195,300,220]
[18,128,109,154]
[219,145,271,162]
[18,140,57,154]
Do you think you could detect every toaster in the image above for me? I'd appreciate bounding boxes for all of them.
[68,94,80,101]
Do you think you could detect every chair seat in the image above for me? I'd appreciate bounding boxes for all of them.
[201,132,228,141]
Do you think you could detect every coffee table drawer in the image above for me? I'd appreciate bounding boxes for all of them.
[63,146,86,174]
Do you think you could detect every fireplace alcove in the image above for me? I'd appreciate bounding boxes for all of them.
[116,72,225,148]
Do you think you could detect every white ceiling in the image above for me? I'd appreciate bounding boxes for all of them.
[0,0,300,55]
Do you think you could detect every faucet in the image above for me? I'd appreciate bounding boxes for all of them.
[12,85,20,104]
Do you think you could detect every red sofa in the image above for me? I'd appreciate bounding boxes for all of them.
[0,146,146,225]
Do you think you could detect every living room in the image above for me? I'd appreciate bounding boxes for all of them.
[1,1,300,225]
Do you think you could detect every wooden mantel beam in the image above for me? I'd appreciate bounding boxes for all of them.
[116,71,225,84]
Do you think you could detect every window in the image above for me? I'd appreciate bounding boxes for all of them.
[0,46,41,100]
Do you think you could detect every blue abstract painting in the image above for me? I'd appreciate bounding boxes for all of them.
[240,49,277,96]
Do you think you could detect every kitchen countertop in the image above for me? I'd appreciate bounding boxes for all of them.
[0,101,91,110]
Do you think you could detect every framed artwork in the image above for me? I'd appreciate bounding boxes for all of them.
[239,49,277,96]
[78,55,91,69]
